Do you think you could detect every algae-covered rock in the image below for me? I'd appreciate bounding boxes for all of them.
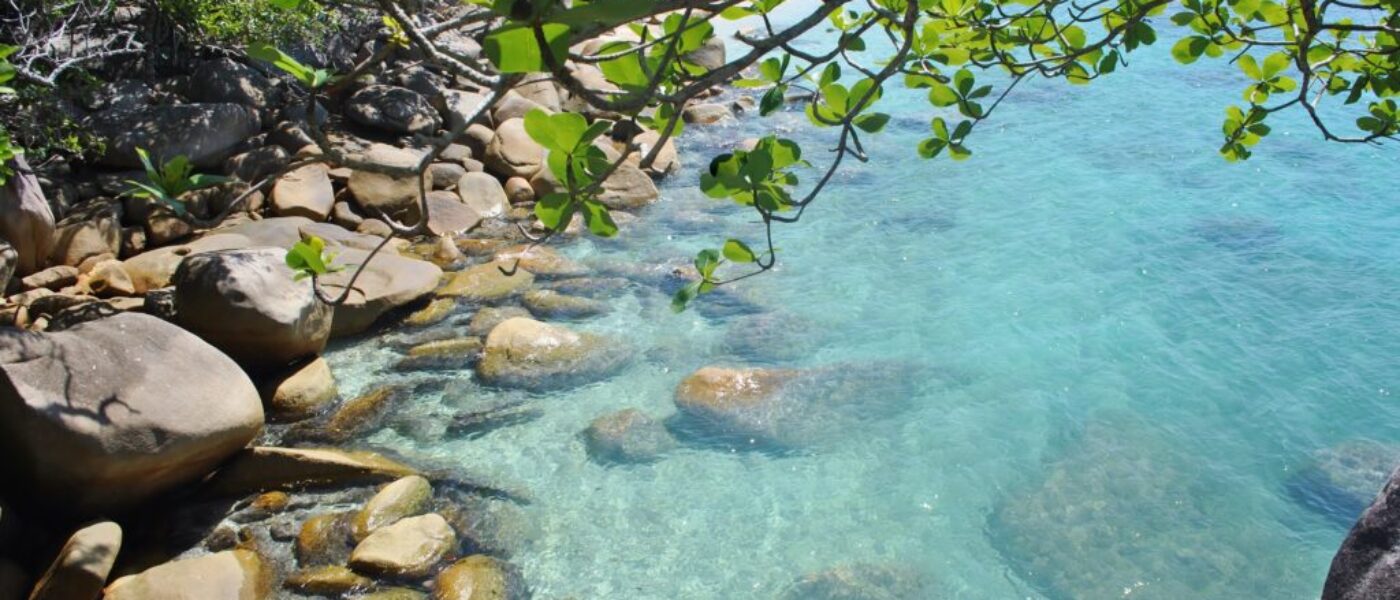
[396,338,483,371]
[353,475,434,541]
[476,318,625,391]
[433,555,526,600]
[284,565,373,595]
[437,262,534,302]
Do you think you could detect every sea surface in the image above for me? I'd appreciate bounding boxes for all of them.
[326,7,1400,599]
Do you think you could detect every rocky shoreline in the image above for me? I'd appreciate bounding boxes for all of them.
[0,16,775,598]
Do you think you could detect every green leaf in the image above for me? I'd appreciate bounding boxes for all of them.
[723,239,757,263]
[671,281,701,312]
[1261,52,1290,78]
[1171,36,1210,64]
[1238,54,1262,79]
[580,199,618,237]
[953,69,975,95]
[694,248,721,278]
[760,85,785,116]
[759,57,784,82]
[928,83,959,107]
[854,112,890,133]
[484,23,572,73]
[534,192,574,230]
[268,0,302,8]
[248,43,318,87]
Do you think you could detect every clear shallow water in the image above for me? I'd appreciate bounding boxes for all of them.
[326,14,1400,599]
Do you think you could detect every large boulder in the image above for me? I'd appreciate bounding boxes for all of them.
[1288,440,1400,525]
[202,447,418,496]
[476,317,624,391]
[87,103,261,169]
[0,155,55,275]
[1324,467,1400,600]
[483,119,544,179]
[272,164,335,221]
[173,248,331,372]
[189,58,271,108]
[346,85,442,135]
[49,200,121,267]
[104,549,272,600]
[0,313,263,516]
[317,246,442,336]
[122,217,315,294]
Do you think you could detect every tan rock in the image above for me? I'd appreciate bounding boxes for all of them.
[466,306,530,337]
[395,338,483,371]
[260,357,338,422]
[203,447,419,496]
[348,514,455,579]
[433,555,519,600]
[86,259,136,297]
[29,521,122,600]
[103,549,271,600]
[436,261,534,302]
[477,317,623,390]
[22,265,79,291]
[296,512,354,566]
[284,566,371,596]
[503,177,533,204]
[404,297,459,327]
[347,144,423,220]
[456,172,509,219]
[352,475,433,541]
[522,289,607,319]
[483,119,543,179]
[491,245,586,278]
[271,164,335,221]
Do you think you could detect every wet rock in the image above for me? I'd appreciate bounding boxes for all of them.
[522,289,607,319]
[433,555,526,600]
[445,396,541,441]
[271,163,335,221]
[363,588,429,600]
[491,245,585,278]
[347,85,442,135]
[438,495,534,558]
[285,565,373,596]
[988,413,1301,599]
[0,313,262,516]
[720,312,826,364]
[484,118,544,179]
[286,385,405,444]
[457,172,510,220]
[353,475,433,541]
[544,277,631,300]
[476,317,625,391]
[1288,440,1400,524]
[348,144,424,221]
[88,103,261,169]
[296,511,355,566]
[405,297,460,328]
[779,562,927,600]
[583,409,676,464]
[0,155,56,275]
[1323,465,1400,600]
[682,102,733,125]
[396,338,483,371]
[203,447,419,496]
[349,513,456,579]
[436,261,534,302]
[466,306,531,337]
[260,356,338,422]
[173,248,332,372]
[103,549,271,600]
[28,521,122,600]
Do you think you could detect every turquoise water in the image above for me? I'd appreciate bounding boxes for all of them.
[326,12,1400,599]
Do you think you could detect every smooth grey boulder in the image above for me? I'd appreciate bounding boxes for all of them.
[87,103,261,169]
[173,248,332,372]
[346,85,442,135]
[0,155,56,275]
[0,313,263,516]
[1324,467,1400,600]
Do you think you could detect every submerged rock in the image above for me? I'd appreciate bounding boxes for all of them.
[522,289,608,319]
[1287,440,1400,524]
[779,562,928,600]
[720,311,827,364]
[285,385,406,444]
[396,338,483,371]
[203,447,420,496]
[434,555,526,600]
[466,306,531,337]
[297,511,356,566]
[285,565,373,596]
[353,475,434,541]
[476,317,626,391]
[437,261,535,302]
[988,413,1306,599]
[583,409,677,464]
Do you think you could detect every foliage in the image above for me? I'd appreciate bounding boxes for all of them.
[285,235,346,281]
[248,0,1399,309]
[248,43,336,89]
[154,0,340,47]
[123,148,230,215]
[0,44,19,185]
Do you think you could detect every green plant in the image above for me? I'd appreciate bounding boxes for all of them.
[523,108,618,237]
[285,235,346,280]
[154,0,340,47]
[123,148,230,215]
[0,44,20,186]
[248,43,336,89]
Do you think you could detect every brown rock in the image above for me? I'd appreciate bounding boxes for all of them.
[348,514,456,579]
[284,565,372,596]
[483,119,543,179]
[29,521,122,600]
[203,447,420,496]
[352,475,433,541]
[271,164,335,221]
[103,549,271,600]
[260,357,338,422]
[436,261,534,302]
